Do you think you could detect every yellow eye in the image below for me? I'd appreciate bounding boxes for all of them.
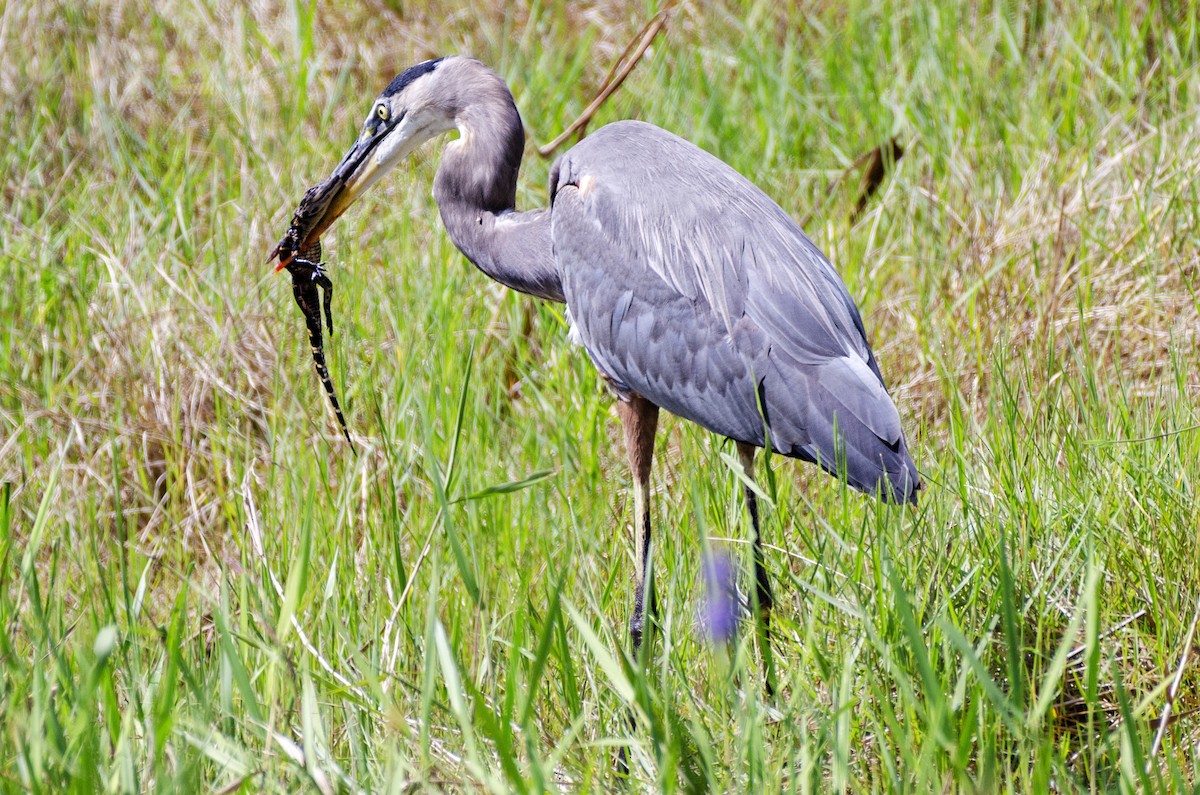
[376,104,389,121]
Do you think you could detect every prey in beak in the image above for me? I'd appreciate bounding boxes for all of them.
[267,175,344,271]
[267,62,449,449]
[266,116,407,449]
[267,112,416,270]
[269,173,360,449]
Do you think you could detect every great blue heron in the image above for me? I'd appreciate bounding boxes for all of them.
[271,55,919,691]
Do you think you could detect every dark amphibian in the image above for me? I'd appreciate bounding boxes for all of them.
[269,184,354,448]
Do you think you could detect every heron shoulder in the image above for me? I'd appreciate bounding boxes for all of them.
[551,120,733,200]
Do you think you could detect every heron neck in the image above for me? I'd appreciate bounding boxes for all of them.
[433,91,564,303]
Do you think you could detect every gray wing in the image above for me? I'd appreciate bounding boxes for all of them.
[549,121,917,503]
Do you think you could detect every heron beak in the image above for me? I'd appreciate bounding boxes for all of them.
[314,135,389,237]
[268,115,436,270]
[266,133,386,271]
[315,118,434,238]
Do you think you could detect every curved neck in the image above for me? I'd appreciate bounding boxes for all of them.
[433,77,563,302]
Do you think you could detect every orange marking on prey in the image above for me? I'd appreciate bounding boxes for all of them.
[272,232,317,272]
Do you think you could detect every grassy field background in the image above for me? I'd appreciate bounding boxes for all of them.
[3,0,1200,791]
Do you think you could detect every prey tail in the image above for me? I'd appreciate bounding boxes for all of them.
[308,335,354,448]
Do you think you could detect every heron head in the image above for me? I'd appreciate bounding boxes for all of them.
[271,56,466,265]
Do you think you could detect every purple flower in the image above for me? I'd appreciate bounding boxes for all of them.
[702,550,739,644]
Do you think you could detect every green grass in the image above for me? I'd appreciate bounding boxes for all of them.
[3,0,1200,791]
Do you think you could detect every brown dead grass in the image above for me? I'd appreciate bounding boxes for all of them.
[873,118,1200,444]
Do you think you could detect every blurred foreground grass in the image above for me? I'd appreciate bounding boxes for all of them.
[2,0,1200,791]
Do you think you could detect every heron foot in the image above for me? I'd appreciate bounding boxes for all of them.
[615,746,630,779]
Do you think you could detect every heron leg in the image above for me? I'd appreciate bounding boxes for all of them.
[619,395,659,660]
[737,442,776,698]
[615,395,658,778]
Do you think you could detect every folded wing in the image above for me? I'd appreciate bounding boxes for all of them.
[550,121,918,503]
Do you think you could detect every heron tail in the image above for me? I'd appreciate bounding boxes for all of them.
[770,355,920,504]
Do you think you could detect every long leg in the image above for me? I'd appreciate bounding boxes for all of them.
[737,441,776,697]
[615,395,658,778]
[619,395,660,659]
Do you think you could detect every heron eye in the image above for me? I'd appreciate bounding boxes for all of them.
[376,104,389,121]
